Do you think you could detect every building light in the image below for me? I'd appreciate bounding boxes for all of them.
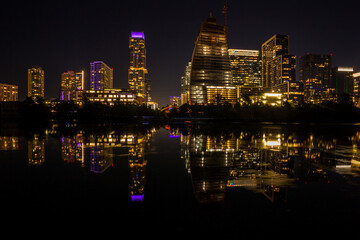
[337,67,354,72]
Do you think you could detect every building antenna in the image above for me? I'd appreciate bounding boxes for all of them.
[222,0,228,35]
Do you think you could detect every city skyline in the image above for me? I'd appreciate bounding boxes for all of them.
[3,0,360,106]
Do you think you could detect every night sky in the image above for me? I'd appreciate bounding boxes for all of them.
[2,0,360,106]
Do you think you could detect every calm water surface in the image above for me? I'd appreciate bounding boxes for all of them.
[1,123,360,237]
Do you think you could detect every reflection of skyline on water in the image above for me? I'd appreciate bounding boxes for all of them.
[1,123,360,235]
[2,124,360,205]
[178,125,360,204]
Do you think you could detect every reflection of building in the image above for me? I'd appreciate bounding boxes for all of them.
[189,17,232,104]
[90,146,113,173]
[28,134,45,165]
[28,66,44,99]
[179,125,337,203]
[0,83,18,102]
[129,136,147,202]
[129,32,150,102]
[228,49,262,87]
[61,134,84,166]
[182,134,234,204]
[60,71,84,101]
[90,61,113,90]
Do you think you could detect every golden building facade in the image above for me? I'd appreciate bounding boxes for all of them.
[128,32,150,102]
[0,83,18,101]
[28,66,44,100]
[189,17,232,104]
[60,71,84,101]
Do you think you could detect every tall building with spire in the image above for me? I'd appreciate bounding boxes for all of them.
[189,16,233,105]
[128,32,150,102]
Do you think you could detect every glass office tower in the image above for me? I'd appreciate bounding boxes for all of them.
[228,49,262,87]
[261,35,289,89]
[189,17,232,105]
[299,54,332,97]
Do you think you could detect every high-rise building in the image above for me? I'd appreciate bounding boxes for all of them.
[60,70,84,101]
[169,96,181,106]
[180,61,191,105]
[90,61,113,90]
[353,72,360,96]
[353,72,360,106]
[0,83,18,101]
[299,54,332,97]
[261,35,290,89]
[28,65,44,100]
[189,17,232,105]
[228,49,262,87]
[128,32,150,102]
[331,67,354,94]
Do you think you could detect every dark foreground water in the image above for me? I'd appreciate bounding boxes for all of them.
[1,123,360,238]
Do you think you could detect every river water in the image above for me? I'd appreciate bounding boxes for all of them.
[1,123,360,237]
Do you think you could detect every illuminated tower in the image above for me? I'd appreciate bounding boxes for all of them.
[90,61,113,90]
[189,17,232,104]
[228,49,262,87]
[331,66,354,94]
[299,54,332,97]
[28,65,44,100]
[128,32,150,102]
[60,70,84,101]
[261,35,289,89]
[180,61,191,105]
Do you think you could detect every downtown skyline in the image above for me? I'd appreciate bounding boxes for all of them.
[3,0,360,106]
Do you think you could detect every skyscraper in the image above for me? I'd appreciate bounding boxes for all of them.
[128,32,150,102]
[331,67,354,94]
[261,35,290,89]
[28,65,44,100]
[180,61,191,105]
[90,61,113,90]
[0,83,18,101]
[189,17,232,105]
[60,70,84,101]
[299,54,332,97]
[228,49,262,87]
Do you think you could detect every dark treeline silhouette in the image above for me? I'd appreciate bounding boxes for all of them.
[168,98,360,123]
[2,93,360,124]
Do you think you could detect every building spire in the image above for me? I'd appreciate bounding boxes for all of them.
[222,0,228,35]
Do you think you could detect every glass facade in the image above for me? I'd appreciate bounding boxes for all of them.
[228,49,261,87]
[299,54,332,97]
[189,17,232,104]
[28,65,44,100]
[261,35,289,89]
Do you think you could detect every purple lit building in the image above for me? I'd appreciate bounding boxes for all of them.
[90,61,113,90]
